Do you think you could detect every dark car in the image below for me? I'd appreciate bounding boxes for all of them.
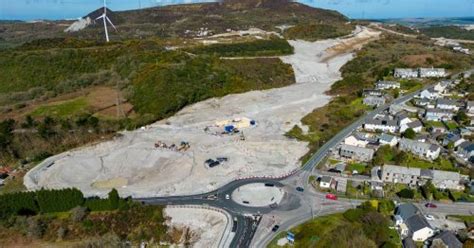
[425,203,437,208]
[271,225,280,232]
[296,187,304,192]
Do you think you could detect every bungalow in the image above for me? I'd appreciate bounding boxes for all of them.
[457,141,474,162]
[436,98,459,111]
[363,89,384,97]
[425,108,455,122]
[320,176,335,189]
[339,144,375,162]
[363,96,386,106]
[394,68,418,78]
[379,133,398,147]
[419,88,439,100]
[375,80,400,90]
[344,135,369,148]
[419,68,446,78]
[431,231,463,248]
[399,138,440,160]
[364,117,398,133]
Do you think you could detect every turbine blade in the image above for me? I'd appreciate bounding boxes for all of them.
[105,16,117,31]
[95,14,105,21]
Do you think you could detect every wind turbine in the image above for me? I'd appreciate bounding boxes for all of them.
[96,0,117,42]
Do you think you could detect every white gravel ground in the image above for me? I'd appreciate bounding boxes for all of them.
[164,207,230,248]
[232,183,284,207]
[24,27,380,198]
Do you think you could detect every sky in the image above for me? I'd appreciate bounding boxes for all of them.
[0,0,473,21]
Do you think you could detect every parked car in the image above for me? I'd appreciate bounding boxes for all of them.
[326,193,337,200]
[271,225,280,232]
[296,187,304,192]
[424,214,435,221]
[225,194,230,200]
[425,203,437,208]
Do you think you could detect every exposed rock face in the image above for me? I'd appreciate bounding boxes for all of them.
[64,17,92,33]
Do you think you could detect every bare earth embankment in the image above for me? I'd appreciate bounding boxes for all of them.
[24,27,380,198]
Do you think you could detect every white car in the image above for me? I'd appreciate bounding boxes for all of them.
[225,194,230,200]
[424,214,435,221]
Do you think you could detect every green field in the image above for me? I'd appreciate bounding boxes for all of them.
[31,97,89,118]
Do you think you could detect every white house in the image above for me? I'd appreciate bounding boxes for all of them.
[419,68,446,78]
[406,215,434,242]
[467,101,474,115]
[400,119,423,133]
[376,80,400,90]
[344,135,369,148]
[399,138,440,160]
[425,108,455,122]
[436,98,459,111]
[379,133,398,147]
[433,80,452,93]
[394,68,419,78]
[320,176,334,189]
[419,88,439,100]
[364,117,398,133]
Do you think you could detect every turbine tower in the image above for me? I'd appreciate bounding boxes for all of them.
[96,0,117,42]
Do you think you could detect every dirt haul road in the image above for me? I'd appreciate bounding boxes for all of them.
[24,26,380,198]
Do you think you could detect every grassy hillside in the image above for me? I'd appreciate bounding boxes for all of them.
[0,1,348,45]
[420,26,474,40]
[284,23,354,41]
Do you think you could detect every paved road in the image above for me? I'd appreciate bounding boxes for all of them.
[137,69,474,248]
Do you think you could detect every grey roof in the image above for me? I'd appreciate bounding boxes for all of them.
[379,133,396,143]
[402,238,417,248]
[405,214,431,232]
[400,138,438,152]
[437,98,457,106]
[420,169,433,178]
[429,144,440,152]
[426,108,454,114]
[383,165,421,177]
[335,163,346,172]
[395,111,409,119]
[467,101,474,108]
[433,231,462,248]
[340,144,375,156]
[395,203,419,221]
[432,170,460,182]
[321,176,333,184]
[407,120,423,129]
[459,141,474,152]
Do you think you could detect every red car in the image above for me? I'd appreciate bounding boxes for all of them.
[326,193,337,200]
[425,203,437,208]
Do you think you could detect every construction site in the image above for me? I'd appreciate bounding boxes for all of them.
[24,26,380,198]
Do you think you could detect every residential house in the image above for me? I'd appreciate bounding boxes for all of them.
[457,141,474,162]
[376,80,400,90]
[383,165,421,186]
[467,101,474,115]
[425,108,455,122]
[379,133,398,147]
[399,138,441,160]
[320,176,335,189]
[415,134,429,143]
[430,125,447,134]
[339,144,375,162]
[442,133,465,147]
[431,231,463,248]
[382,165,463,190]
[413,98,434,108]
[363,89,384,97]
[396,111,412,126]
[422,170,464,190]
[394,68,419,78]
[433,80,452,93]
[400,120,423,133]
[353,132,379,144]
[405,214,434,241]
[363,96,386,106]
[436,98,459,111]
[364,117,398,133]
[419,68,446,78]
[419,88,440,100]
[344,135,369,148]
